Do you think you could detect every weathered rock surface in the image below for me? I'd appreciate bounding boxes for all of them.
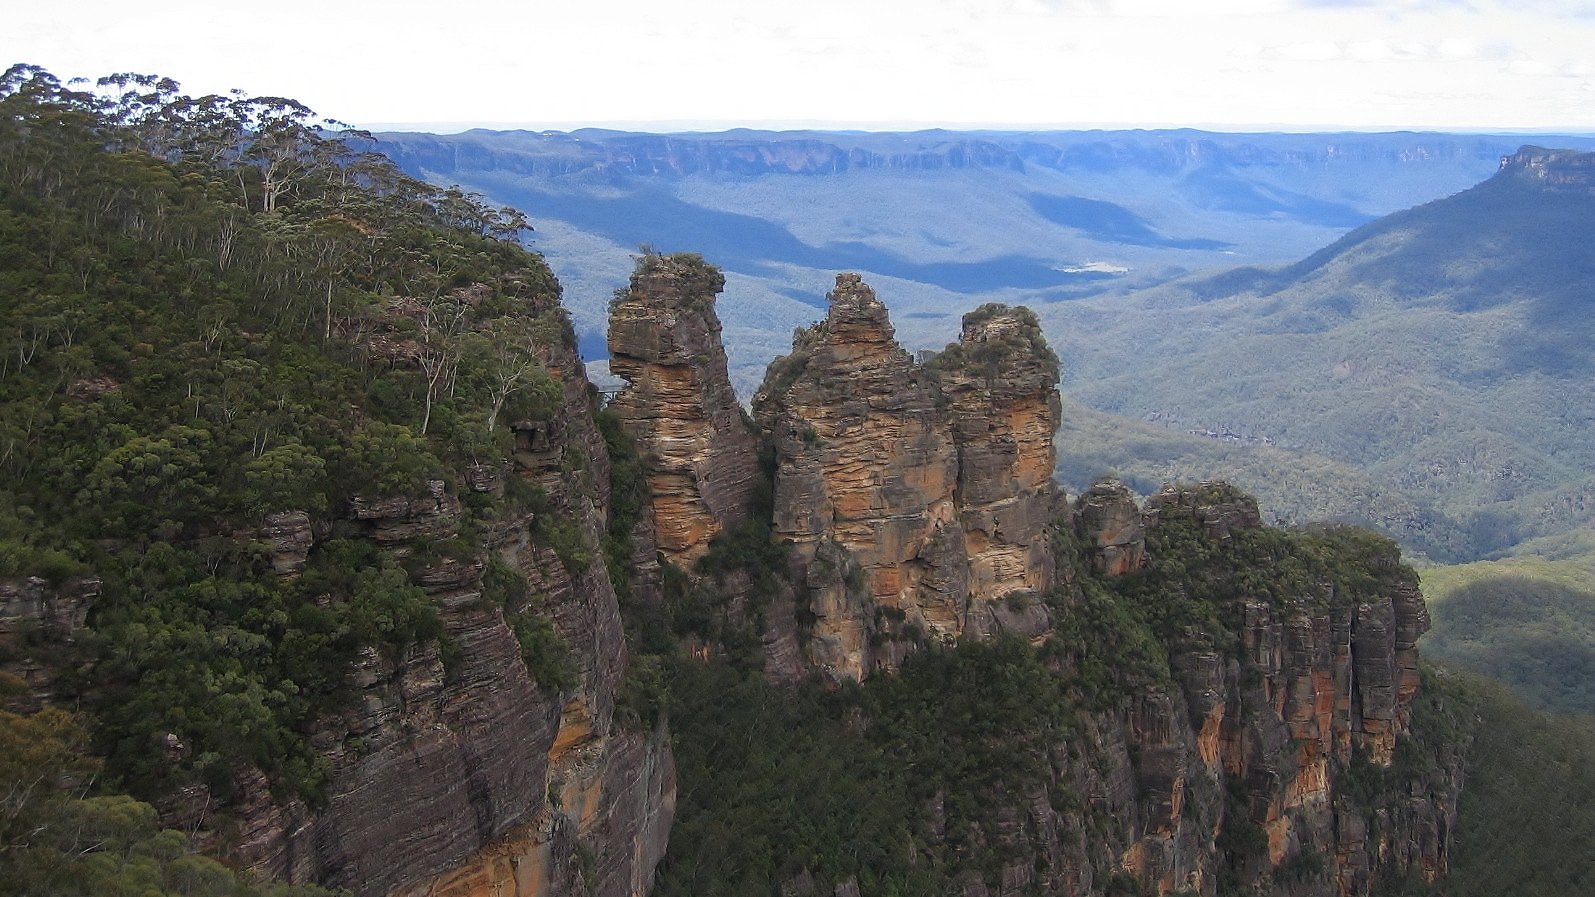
[752,276,1060,680]
[1062,483,1457,896]
[607,253,761,567]
[259,510,314,577]
[928,305,1062,639]
[0,575,97,644]
[0,575,99,708]
[1075,479,1148,576]
[1499,144,1595,194]
[220,292,672,897]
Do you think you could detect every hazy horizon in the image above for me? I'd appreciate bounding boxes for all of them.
[12,1,1595,133]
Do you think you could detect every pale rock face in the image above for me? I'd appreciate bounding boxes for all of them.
[607,255,761,567]
[1075,479,1147,576]
[0,575,99,707]
[0,575,96,644]
[931,305,1063,640]
[754,274,961,680]
[1500,145,1595,194]
[754,276,1062,681]
[259,510,314,577]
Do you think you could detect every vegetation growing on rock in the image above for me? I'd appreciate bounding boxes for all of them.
[7,62,1589,897]
[0,65,660,895]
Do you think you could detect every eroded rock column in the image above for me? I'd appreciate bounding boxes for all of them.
[753,273,963,681]
[607,253,761,567]
[928,304,1063,639]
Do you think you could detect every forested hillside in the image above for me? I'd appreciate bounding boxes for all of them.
[4,62,1595,897]
[0,64,624,895]
[1047,148,1595,565]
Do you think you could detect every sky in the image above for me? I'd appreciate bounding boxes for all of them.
[7,0,1595,132]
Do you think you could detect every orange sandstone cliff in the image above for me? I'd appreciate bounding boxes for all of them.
[751,275,1062,681]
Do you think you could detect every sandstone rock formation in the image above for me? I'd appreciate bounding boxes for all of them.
[607,253,761,567]
[927,304,1062,639]
[1499,144,1595,194]
[1076,479,1147,576]
[217,292,673,897]
[752,275,1060,681]
[0,574,99,708]
[1063,482,1456,896]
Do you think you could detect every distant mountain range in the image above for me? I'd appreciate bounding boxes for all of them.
[1051,146,1595,562]
[377,129,1595,561]
[376,129,1595,390]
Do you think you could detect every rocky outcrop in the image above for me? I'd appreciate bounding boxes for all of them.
[259,510,314,577]
[0,575,99,708]
[1144,481,1265,539]
[753,273,960,680]
[0,575,97,644]
[607,253,761,567]
[752,276,1060,681]
[928,304,1062,640]
[1076,480,1147,576]
[1498,145,1595,195]
[219,292,672,897]
[1065,483,1457,896]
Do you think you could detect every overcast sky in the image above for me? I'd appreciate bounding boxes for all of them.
[7,0,1595,132]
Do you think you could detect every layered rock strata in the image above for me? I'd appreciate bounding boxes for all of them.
[752,275,1060,681]
[607,253,760,567]
[928,304,1063,640]
[218,291,673,897]
[0,575,99,708]
[1056,482,1456,897]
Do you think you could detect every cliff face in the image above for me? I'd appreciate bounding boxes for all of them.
[611,263,1456,895]
[0,575,99,708]
[751,275,1061,681]
[3,245,1460,897]
[210,294,673,897]
[606,253,761,567]
[379,129,1533,184]
[929,304,1063,640]
[1055,483,1456,897]
[1498,145,1595,194]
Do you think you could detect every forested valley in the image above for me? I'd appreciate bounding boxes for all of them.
[3,63,1594,897]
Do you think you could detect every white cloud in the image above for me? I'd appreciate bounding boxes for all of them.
[1509,59,1560,75]
[5,0,1595,129]
[1436,37,1480,58]
[1276,40,1346,60]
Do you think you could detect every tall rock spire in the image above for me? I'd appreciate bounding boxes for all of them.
[607,253,761,566]
[927,303,1063,638]
[753,275,1064,680]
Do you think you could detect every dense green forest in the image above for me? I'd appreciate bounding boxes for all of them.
[5,61,1595,897]
[642,487,1440,896]
[1380,671,1595,897]
[1047,148,1595,566]
[0,64,573,894]
[1415,573,1595,715]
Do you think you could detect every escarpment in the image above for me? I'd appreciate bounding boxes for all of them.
[1052,482,1456,896]
[208,292,674,897]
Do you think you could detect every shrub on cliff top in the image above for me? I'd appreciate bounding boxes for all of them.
[0,66,578,811]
